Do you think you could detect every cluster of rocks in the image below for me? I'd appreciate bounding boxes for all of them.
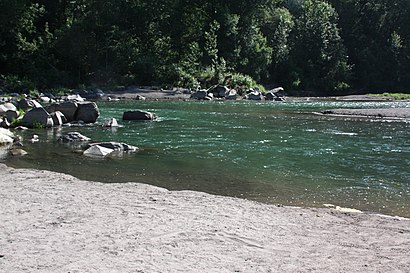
[190,85,286,102]
[0,128,27,158]
[0,89,159,160]
[0,97,100,129]
[57,131,140,158]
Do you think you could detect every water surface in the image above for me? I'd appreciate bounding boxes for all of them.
[5,100,410,217]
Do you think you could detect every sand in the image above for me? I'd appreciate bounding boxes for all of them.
[1,164,409,272]
[319,108,410,120]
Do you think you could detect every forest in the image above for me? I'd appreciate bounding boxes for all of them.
[1,0,409,95]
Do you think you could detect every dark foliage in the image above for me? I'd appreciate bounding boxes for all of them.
[0,0,408,95]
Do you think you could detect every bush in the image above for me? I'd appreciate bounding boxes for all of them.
[1,75,36,94]
[227,73,266,95]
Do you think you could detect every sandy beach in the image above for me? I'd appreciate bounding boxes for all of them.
[0,164,409,272]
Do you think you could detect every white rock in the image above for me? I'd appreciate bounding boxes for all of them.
[83,145,114,157]
[0,128,14,144]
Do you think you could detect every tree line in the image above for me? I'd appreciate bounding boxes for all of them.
[1,0,409,95]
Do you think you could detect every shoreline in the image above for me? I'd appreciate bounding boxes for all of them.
[1,164,409,272]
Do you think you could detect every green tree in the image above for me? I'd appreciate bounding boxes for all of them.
[290,0,351,93]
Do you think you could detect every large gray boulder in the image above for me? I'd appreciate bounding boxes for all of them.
[17,99,42,111]
[265,87,286,101]
[0,103,17,113]
[225,89,238,100]
[21,107,54,128]
[75,102,100,123]
[208,85,229,98]
[46,102,78,122]
[190,90,209,100]
[50,111,67,126]
[246,90,265,101]
[123,110,156,121]
[1,110,19,122]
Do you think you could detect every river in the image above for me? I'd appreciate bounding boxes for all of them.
[4,99,410,217]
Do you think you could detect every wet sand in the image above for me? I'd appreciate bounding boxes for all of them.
[1,164,409,272]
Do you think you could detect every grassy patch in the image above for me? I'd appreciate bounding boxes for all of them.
[369,93,410,100]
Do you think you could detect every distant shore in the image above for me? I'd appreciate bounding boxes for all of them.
[1,164,409,272]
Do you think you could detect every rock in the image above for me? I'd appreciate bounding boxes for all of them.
[31,135,39,143]
[246,90,265,101]
[135,95,146,101]
[5,110,19,121]
[39,96,52,103]
[102,118,119,127]
[21,107,53,128]
[90,142,139,152]
[208,85,229,98]
[0,102,17,113]
[225,89,238,100]
[190,90,208,100]
[270,87,286,97]
[0,128,14,145]
[265,92,285,101]
[50,111,67,126]
[75,102,100,123]
[265,87,286,101]
[206,92,214,100]
[0,118,10,129]
[122,110,156,121]
[46,102,78,122]
[66,94,85,102]
[83,145,114,157]
[78,90,104,100]
[17,98,42,111]
[9,148,28,156]
[58,132,91,143]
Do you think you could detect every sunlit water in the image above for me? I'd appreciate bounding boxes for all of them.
[4,99,410,217]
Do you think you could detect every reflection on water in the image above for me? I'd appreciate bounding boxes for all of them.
[4,100,410,217]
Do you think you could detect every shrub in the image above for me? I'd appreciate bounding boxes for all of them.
[227,73,266,95]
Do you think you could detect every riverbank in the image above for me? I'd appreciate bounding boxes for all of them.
[1,164,409,272]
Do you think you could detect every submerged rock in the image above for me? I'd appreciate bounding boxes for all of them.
[58,132,91,143]
[90,142,139,152]
[83,142,139,158]
[102,118,119,127]
[122,110,156,121]
[9,148,28,156]
[83,145,114,157]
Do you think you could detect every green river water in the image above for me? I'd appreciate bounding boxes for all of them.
[4,99,410,217]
